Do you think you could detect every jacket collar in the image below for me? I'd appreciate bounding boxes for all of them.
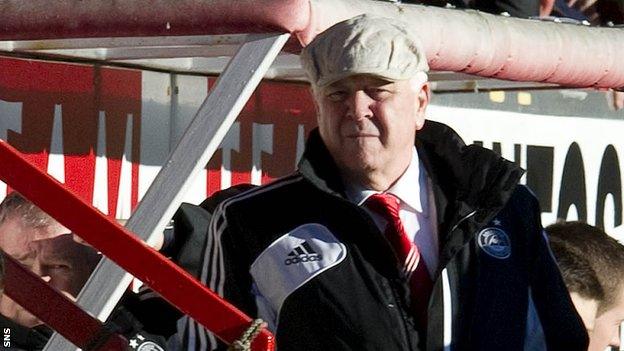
[343,147,427,216]
[415,121,524,273]
[298,121,524,232]
[297,128,346,197]
[415,120,524,220]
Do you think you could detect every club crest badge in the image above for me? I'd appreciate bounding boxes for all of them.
[137,342,164,351]
[128,334,165,351]
[477,227,511,259]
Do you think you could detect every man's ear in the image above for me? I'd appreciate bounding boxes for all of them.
[415,82,430,130]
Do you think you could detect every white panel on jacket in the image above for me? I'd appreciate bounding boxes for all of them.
[250,223,347,322]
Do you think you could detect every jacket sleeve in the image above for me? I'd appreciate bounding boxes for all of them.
[173,184,259,351]
[166,202,212,279]
[521,186,589,350]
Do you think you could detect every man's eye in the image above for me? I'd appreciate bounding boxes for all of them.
[368,89,391,100]
[18,260,34,269]
[327,91,346,102]
[49,264,70,270]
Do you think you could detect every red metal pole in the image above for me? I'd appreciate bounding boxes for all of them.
[2,251,128,350]
[0,140,274,350]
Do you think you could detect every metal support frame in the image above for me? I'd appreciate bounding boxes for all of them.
[0,34,250,51]
[0,34,260,61]
[0,137,274,350]
[42,32,290,350]
[0,33,567,92]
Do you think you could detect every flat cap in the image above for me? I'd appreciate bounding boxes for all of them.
[301,13,429,88]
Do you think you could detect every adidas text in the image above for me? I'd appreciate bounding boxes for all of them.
[285,241,323,265]
[285,253,323,265]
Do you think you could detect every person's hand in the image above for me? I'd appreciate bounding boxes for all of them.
[613,90,624,110]
[540,0,555,16]
[148,231,164,251]
[606,89,624,111]
[116,218,164,251]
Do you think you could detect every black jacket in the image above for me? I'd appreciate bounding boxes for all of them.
[178,121,587,351]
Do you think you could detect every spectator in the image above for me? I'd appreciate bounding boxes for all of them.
[546,221,624,351]
[544,0,623,25]
[608,89,624,112]
[0,192,99,349]
[178,14,587,351]
[596,0,624,24]
[473,0,541,17]
[401,0,539,18]
[547,236,604,332]
[0,192,168,350]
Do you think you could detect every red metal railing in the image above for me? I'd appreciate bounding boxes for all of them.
[2,252,129,350]
[0,139,274,350]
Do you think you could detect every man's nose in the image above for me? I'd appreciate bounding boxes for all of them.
[31,260,55,289]
[30,257,48,278]
[346,91,373,121]
[609,328,621,347]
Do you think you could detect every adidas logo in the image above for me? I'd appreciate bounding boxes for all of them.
[284,241,323,265]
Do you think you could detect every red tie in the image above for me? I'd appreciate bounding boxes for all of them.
[366,193,434,327]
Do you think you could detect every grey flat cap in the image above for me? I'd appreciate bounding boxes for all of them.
[301,14,429,88]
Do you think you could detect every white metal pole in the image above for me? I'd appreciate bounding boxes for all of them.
[44,32,290,351]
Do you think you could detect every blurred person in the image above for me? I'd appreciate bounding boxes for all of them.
[0,192,99,326]
[596,0,624,24]
[474,0,540,17]
[547,236,604,332]
[607,89,624,112]
[546,221,624,351]
[543,0,623,25]
[401,0,540,18]
[0,192,100,349]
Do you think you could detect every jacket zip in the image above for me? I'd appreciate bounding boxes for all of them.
[449,210,477,233]
[388,278,417,350]
[441,267,452,351]
[439,210,477,350]
[344,197,418,350]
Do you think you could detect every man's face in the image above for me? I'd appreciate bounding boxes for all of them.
[314,75,428,185]
[0,215,100,327]
[588,290,624,351]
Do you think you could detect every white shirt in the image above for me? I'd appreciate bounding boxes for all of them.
[345,147,439,276]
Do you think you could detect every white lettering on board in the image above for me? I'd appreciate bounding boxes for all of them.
[251,123,273,185]
[116,114,133,219]
[93,111,109,214]
[0,99,22,201]
[220,122,241,189]
[47,104,65,183]
[428,105,624,239]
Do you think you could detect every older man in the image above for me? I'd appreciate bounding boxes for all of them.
[181,14,587,351]
[0,192,101,349]
[0,192,171,350]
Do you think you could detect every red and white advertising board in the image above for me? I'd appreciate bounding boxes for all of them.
[2,55,624,239]
[0,56,316,218]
